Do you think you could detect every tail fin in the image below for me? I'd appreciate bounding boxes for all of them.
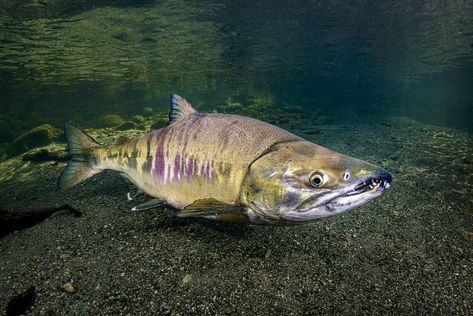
[58,123,103,189]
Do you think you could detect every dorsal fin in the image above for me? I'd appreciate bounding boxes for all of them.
[169,94,197,125]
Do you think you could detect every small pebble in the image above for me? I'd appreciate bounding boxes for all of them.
[182,274,192,284]
[62,282,76,294]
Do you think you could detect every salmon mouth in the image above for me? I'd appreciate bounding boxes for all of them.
[295,171,393,215]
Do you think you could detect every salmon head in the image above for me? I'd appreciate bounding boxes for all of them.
[241,140,392,224]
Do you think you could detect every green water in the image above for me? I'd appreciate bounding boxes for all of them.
[1,0,473,136]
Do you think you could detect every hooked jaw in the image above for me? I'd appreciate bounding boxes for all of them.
[326,170,392,210]
[284,170,393,223]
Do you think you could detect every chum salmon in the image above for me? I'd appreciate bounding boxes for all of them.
[59,94,392,224]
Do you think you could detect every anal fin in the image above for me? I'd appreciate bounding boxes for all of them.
[177,199,249,223]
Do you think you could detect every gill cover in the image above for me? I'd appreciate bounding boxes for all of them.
[242,140,310,224]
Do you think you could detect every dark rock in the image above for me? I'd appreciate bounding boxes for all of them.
[7,124,61,157]
[0,204,82,238]
[22,149,68,162]
[6,286,36,316]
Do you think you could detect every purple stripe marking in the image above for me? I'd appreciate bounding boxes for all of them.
[187,156,194,181]
[174,154,180,181]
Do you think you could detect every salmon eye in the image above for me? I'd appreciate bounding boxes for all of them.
[309,172,325,187]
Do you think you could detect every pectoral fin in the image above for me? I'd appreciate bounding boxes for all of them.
[177,199,249,223]
[131,198,167,211]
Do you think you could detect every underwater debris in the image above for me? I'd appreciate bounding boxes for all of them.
[0,204,82,238]
[6,286,36,316]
